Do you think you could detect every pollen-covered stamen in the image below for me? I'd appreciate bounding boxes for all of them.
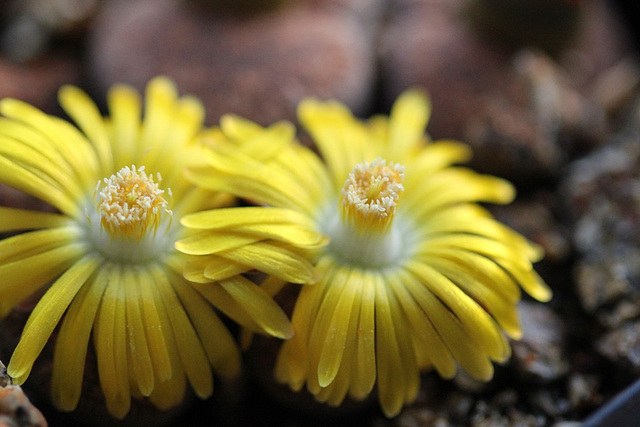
[341,157,404,235]
[96,165,172,239]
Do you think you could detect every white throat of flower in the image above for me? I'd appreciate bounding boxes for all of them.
[321,158,412,269]
[82,165,176,263]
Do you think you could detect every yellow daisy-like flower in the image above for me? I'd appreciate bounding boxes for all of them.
[184,90,552,417]
[0,77,319,418]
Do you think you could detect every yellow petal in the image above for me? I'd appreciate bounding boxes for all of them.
[0,117,69,167]
[499,258,553,302]
[170,273,241,378]
[137,267,172,383]
[298,98,368,187]
[181,206,313,230]
[94,265,131,419]
[350,271,377,399]
[0,242,84,318]
[148,367,186,411]
[0,136,84,201]
[107,83,141,169]
[422,211,540,261]
[407,261,506,361]
[0,155,78,216]
[0,207,68,233]
[275,143,335,205]
[388,270,456,378]
[182,207,327,247]
[386,283,420,403]
[123,268,155,396]
[387,89,430,159]
[204,149,320,211]
[219,275,293,339]
[193,281,262,333]
[220,115,296,161]
[175,231,260,256]
[219,114,265,142]
[182,255,246,283]
[275,264,333,389]
[0,226,78,264]
[219,242,317,284]
[427,247,522,304]
[316,349,350,407]
[406,168,515,215]
[146,94,205,179]
[186,164,302,212]
[59,85,113,174]
[428,257,522,341]
[374,273,405,418]
[231,223,328,249]
[8,255,100,384]
[406,140,472,176]
[0,98,98,188]
[51,263,110,411]
[419,234,532,271]
[317,267,359,387]
[149,338,187,411]
[147,274,187,411]
[403,271,494,381]
[150,264,213,399]
[203,256,250,281]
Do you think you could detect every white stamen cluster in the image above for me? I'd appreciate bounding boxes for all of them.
[96,165,172,239]
[341,157,404,234]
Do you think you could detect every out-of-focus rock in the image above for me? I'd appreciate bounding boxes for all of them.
[469,390,547,427]
[562,92,640,389]
[589,57,640,120]
[0,54,80,113]
[595,320,640,374]
[567,373,602,412]
[489,193,570,265]
[563,136,640,317]
[0,362,9,388]
[87,0,380,125]
[559,0,635,91]
[511,302,570,383]
[0,360,48,427]
[380,0,624,183]
[392,382,471,427]
[464,0,580,56]
[0,0,98,63]
[530,388,571,418]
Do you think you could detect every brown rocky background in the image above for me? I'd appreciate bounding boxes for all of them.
[2,0,640,425]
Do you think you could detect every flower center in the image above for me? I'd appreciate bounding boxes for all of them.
[80,165,177,264]
[96,165,172,240]
[340,157,404,235]
[321,158,412,269]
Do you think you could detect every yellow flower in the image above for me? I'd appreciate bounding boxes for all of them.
[0,77,316,418]
[183,90,552,417]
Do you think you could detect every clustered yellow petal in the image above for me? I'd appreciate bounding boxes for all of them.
[183,89,552,417]
[1,79,552,421]
[0,77,308,419]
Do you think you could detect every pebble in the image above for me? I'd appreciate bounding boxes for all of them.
[0,360,47,427]
[511,302,570,383]
[0,54,80,113]
[563,136,640,317]
[379,0,618,184]
[567,373,602,412]
[595,320,640,374]
[470,392,547,427]
[87,0,379,125]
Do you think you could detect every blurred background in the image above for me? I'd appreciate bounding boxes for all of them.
[2,0,640,426]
